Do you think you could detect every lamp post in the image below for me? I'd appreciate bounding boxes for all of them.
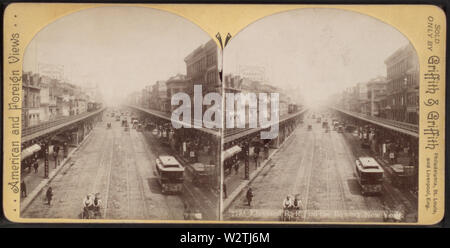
[403,76,408,123]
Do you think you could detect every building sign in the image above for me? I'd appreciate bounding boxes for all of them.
[239,65,265,82]
[38,63,64,80]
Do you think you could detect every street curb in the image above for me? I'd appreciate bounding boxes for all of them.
[222,125,300,213]
[20,129,95,213]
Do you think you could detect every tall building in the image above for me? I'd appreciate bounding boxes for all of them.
[22,72,41,127]
[384,43,419,124]
[39,75,52,122]
[166,74,192,112]
[152,80,170,112]
[341,86,360,113]
[355,82,369,114]
[366,76,387,117]
[142,85,153,110]
[184,39,221,94]
[223,74,291,127]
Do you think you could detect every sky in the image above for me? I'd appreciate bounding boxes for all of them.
[23,6,212,106]
[224,8,411,107]
[24,7,412,108]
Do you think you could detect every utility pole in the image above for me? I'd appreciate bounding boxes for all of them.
[371,85,375,116]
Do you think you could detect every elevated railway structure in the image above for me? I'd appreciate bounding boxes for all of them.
[22,108,106,144]
[330,107,418,138]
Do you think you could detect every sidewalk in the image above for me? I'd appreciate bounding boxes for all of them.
[223,147,274,196]
[21,146,75,200]
[20,130,94,213]
[222,127,299,212]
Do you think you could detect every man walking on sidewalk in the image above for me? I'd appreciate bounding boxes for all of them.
[63,142,68,158]
[46,186,53,206]
[253,152,259,168]
[389,150,396,164]
[21,180,27,198]
[246,187,254,207]
[223,183,227,199]
[33,159,39,173]
[55,145,60,166]
[53,146,58,168]
[264,143,269,159]
[254,145,261,168]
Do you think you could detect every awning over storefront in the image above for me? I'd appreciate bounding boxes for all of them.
[223,145,242,160]
[51,135,68,144]
[21,144,41,161]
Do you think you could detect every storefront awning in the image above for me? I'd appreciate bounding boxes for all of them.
[223,145,242,160]
[52,135,68,144]
[21,144,41,161]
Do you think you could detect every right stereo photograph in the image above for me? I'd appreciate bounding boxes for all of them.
[221,8,419,223]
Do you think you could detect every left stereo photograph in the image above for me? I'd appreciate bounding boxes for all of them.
[13,6,222,221]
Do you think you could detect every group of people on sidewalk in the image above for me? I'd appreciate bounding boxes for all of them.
[221,140,273,212]
[20,142,68,199]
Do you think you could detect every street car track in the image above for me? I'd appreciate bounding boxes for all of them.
[334,131,383,211]
[128,130,151,219]
[302,128,317,221]
[89,120,115,219]
[103,121,123,219]
[135,130,178,220]
[138,129,219,220]
[326,130,349,214]
[102,125,115,219]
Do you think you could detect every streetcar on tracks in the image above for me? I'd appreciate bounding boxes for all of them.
[355,157,384,195]
[360,126,372,148]
[155,156,184,194]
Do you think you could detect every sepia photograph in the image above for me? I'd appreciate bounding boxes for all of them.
[19,6,221,220]
[221,8,419,222]
[6,4,443,225]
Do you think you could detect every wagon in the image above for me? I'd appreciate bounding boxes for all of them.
[187,163,214,186]
[390,164,414,189]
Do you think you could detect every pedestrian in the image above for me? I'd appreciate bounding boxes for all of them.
[28,159,33,173]
[234,162,239,175]
[33,160,39,173]
[223,183,227,199]
[63,142,68,158]
[254,146,260,168]
[264,143,269,159]
[183,203,191,220]
[254,145,260,156]
[55,145,60,165]
[253,152,259,168]
[21,180,27,198]
[246,187,254,207]
[46,186,53,206]
[389,150,395,164]
[52,147,58,168]
[23,160,29,173]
